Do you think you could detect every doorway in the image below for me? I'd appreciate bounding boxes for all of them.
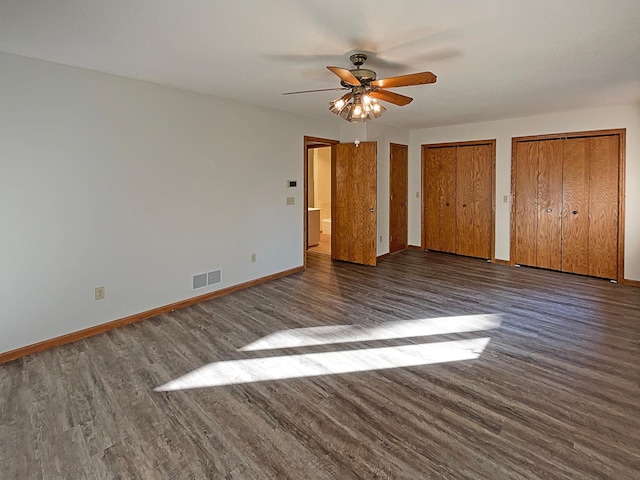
[304,136,338,266]
[303,136,378,268]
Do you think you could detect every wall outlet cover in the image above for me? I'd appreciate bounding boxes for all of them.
[95,286,105,300]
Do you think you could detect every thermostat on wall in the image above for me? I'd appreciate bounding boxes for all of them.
[286,180,297,188]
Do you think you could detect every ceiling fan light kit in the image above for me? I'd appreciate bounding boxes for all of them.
[284,53,436,123]
[330,88,387,123]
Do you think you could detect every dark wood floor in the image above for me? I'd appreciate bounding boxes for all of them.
[2,250,639,479]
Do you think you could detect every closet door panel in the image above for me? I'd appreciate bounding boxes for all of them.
[536,140,563,270]
[439,148,457,253]
[457,145,492,258]
[588,135,619,278]
[514,141,539,266]
[424,147,456,253]
[423,148,441,250]
[562,138,590,275]
[473,144,493,259]
[456,146,475,256]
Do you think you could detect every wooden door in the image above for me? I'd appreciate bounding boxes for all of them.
[513,132,622,280]
[456,146,475,256]
[456,144,492,259]
[389,144,408,253]
[587,135,619,278]
[423,146,456,253]
[513,141,539,266]
[423,147,441,250]
[536,140,563,270]
[332,141,377,266]
[439,151,457,253]
[562,138,590,275]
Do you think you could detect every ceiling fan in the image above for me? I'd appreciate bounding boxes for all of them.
[283,53,437,122]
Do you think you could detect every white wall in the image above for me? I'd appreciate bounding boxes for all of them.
[0,52,338,354]
[409,104,640,281]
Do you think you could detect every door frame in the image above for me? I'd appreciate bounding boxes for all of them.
[510,128,626,282]
[303,136,339,268]
[421,139,497,261]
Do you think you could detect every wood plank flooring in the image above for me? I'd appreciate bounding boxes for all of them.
[1,250,639,479]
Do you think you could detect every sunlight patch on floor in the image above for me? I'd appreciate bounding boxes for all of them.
[155,337,491,391]
[240,314,502,351]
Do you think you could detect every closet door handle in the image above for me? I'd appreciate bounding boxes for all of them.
[572,210,578,215]
[462,204,467,208]
[445,202,450,207]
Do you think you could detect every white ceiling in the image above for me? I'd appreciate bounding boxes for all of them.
[1,0,639,129]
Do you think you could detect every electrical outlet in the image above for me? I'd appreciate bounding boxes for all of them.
[416,192,420,198]
[503,195,510,203]
[379,235,383,242]
[95,286,105,301]
[251,253,257,263]
[286,196,295,205]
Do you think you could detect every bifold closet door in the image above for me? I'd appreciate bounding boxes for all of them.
[562,135,619,278]
[513,141,539,267]
[536,140,563,270]
[561,138,590,275]
[588,135,619,279]
[514,139,563,270]
[424,147,456,253]
[456,145,492,259]
[512,132,620,280]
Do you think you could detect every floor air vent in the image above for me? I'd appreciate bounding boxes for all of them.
[193,270,221,290]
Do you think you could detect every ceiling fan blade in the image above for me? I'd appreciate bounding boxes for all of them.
[327,66,362,86]
[282,87,348,95]
[371,71,437,89]
[369,89,413,106]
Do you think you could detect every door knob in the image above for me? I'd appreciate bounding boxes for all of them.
[369,208,375,213]
[445,203,450,206]
[462,204,467,208]
[572,210,578,215]
[546,208,552,213]
[402,201,408,207]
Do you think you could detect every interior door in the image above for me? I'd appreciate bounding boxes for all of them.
[588,135,619,278]
[473,144,493,259]
[512,131,622,280]
[456,145,492,259]
[562,138,590,275]
[456,146,475,256]
[439,150,458,253]
[423,146,456,252]
[513,141,539,266]
[332,141,377,266]
[536,139,563,270]
[389,144,408,253]
[423,147,441,250]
